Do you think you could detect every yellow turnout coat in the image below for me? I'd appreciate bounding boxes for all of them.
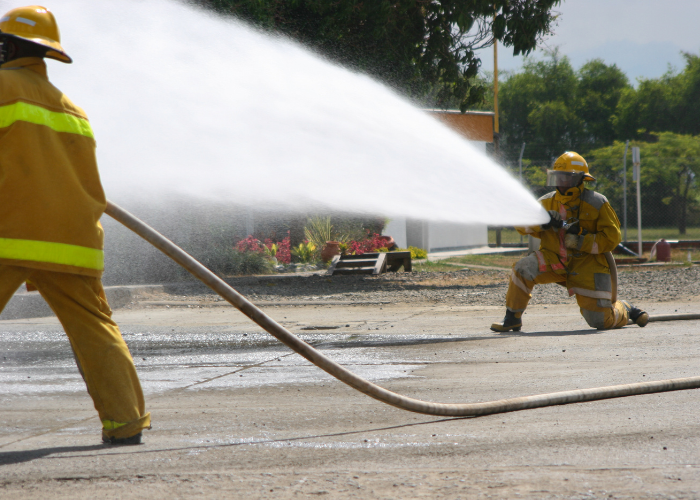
[0,57,105,277]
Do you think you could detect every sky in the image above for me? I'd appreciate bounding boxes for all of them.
[476,0,700,83]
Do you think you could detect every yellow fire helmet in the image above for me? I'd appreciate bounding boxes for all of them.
[0,5,71,63]
[546,151,595,188]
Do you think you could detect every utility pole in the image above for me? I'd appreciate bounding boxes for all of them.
[493,35,499,150]
[493,21,501,247]
[519,142,526,245]
[622,140,629,243]
[632,146,642,256]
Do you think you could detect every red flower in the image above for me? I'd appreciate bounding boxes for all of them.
[346,233,390,255]
[235,232,292,264]
[275,236,291,264]
[235,235,265,253]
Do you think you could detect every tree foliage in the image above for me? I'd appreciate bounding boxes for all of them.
[588,133,700,234]
[498,51,630,161]
[496,50,700,233]
[615,53,700,139]
[191,0,560,111]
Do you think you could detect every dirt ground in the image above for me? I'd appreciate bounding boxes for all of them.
[1,288,699,499]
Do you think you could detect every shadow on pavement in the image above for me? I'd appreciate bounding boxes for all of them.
[0,444,106,466]
[315,335,505,349]
[0,418,473,463]
[499,329,601,337]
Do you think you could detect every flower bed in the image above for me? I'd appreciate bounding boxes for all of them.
[345,233,393,255]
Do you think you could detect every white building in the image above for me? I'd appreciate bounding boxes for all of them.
[384,110,494,252]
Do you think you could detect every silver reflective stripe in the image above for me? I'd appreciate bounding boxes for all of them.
[581,309,606,329]
[569,287,611,300]
[593,273,612,292]
[15,17,36,26]
[612,305,621,326]
[510,271,532,295]
[0,16,10,23]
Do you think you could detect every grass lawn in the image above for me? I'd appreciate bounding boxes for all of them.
[624,227,700,241]
[416,247,700,273]
[405,247,700,274]
[412,252,526,272]
[413,260,470,273]
[446,252,525,269]
[488,227,700,245]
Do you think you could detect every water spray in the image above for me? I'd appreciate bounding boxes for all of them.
[106,201,700,417]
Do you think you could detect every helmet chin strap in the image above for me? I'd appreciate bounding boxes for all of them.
[557,183,583,195]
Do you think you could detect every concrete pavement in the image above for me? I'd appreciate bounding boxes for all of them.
[1,299,699,498]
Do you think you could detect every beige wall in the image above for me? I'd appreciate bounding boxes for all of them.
[428,111,494,143]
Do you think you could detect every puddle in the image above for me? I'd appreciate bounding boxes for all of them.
[0,325,436,397]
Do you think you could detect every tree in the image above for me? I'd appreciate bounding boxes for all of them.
[192,0,561,111]
[614,52,700,140]
[588,133,700,234]
[498,51,630,162]
[499,51,578,160]
[576,59,629,148]
[614,73,679,140]
[675,53,700,134]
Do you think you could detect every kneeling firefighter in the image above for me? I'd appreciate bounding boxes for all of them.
[491,152,648,332]
[0,6,150,443]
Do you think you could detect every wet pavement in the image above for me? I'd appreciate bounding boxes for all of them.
[1,300,699,499]
[0,315,444,398]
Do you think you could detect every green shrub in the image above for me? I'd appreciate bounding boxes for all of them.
[398,246,428,259]
[291,241,317,263]
[194,246,274,276]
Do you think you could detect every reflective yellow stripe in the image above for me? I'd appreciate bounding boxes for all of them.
[0,237,103,270]
[102,420,127,431]
[0,101,94,138]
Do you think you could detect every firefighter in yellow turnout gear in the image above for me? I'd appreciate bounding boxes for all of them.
[0,6,150,444]
[491,152,649,332]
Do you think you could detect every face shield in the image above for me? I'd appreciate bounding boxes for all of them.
[546,170,586,189]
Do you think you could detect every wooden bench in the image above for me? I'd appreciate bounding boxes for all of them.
[327,251,412,276]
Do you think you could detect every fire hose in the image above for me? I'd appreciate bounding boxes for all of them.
[106,201,700,417]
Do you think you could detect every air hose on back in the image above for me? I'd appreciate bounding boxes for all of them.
[106,201,700,417]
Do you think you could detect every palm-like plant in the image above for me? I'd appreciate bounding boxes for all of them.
[304,216,347,251]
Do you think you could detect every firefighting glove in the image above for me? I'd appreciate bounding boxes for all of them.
[541,210,563,230]
[565,221,589,236]
[565,233,582,249]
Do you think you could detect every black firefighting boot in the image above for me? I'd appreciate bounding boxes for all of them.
[621,301,649,327]
[490,310,522,332]
[102,432,142,445]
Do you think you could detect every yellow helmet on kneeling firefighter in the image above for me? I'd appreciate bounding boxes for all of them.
[0,5,71,63]
[547,151,595,189]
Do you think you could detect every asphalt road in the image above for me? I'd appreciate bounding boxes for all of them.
[1,298,699,499]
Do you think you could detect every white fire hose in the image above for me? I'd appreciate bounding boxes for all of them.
[106,201,700,417]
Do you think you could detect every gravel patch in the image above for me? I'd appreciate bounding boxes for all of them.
[132,265,700,308]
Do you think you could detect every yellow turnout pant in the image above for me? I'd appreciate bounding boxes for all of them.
[0,264,150,439]
[506,254,629,330]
